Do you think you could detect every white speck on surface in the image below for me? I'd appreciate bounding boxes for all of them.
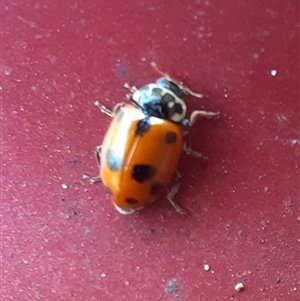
[289,139,299,146]
[101,273,106,278]
[204,264,210,271]
[61,184,68,189]
[65,214,71,219]
[235,282,244,291]
[270,69,278,76]
[22,259,29,264]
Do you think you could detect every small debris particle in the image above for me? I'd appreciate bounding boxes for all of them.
[165,279,179,294]
[61,184,68,189]
[22,259,29,264]
[69,206,79,216]
[64,214,71,219]
[101,273,106,278]
[204,264,210,271]
[68,158,78,165]
[235,282,244,291]
[270,69,278,77]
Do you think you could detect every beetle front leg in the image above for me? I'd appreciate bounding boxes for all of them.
[123,83,138,93]
[94,100,113,117]
[123,83,141,105]
[94,101,124,117]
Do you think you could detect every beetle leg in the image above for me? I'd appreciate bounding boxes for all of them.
[151,62,203,98]
[184,110,219,158]
[94,100,113,117]
[174,170,181,181]
[82,174,101,184]
[167,182,185,215]
[82,145,102,184]
[94,101,124,117]
[95,145,102,167]
[183,86,203,99]
[123,83,141,107]
[183,142,207,159]
[123,83,138,93]
[189,110,220,127]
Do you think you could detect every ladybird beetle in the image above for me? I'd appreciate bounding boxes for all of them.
[84,63,219,214]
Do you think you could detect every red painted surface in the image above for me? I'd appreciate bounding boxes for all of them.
[1,1,299,300]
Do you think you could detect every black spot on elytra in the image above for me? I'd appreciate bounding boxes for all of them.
[150,183,165,195]
[126,198,139,205]
[106,149,122,171]
[132,164,156,183]
[165,131,177,144]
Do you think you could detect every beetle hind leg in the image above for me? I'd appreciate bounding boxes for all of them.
[167,182,185,215]
[95,145,102,167]
[82,174,101,184]
[183,142,207,159]
[83,145,102,184]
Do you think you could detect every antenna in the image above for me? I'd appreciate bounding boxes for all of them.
[150,62,203,99]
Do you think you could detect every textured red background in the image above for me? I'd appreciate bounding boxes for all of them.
[1,1,299,300]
